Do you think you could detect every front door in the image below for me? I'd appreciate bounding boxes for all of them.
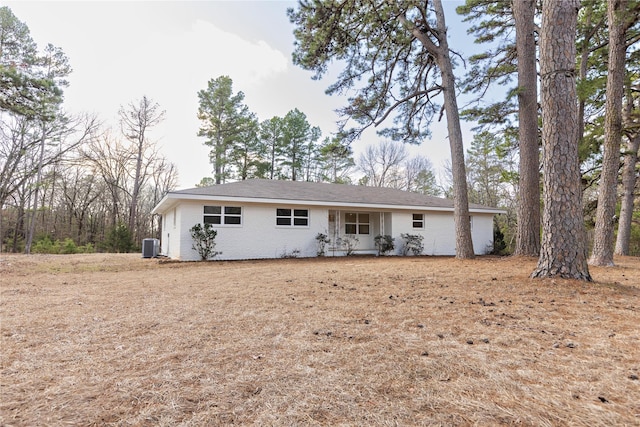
[341,211,374,253]
[328,210,388,254]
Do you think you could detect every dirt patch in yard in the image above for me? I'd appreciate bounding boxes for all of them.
[1,253,639,426]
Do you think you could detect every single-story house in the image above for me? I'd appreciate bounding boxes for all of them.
[151,179,505,261]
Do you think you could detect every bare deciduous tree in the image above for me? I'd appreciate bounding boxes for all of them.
[357,140,408,188]
[118,95,165,238]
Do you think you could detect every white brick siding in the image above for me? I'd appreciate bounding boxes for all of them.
[171,201,329,260]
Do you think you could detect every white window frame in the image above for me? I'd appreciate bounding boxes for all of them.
[412,213,424,229]
[276,208,309,227]
[344,212,370,235]
[203,205,242,226]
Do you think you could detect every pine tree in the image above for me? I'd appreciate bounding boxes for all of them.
[532,0,592,281]
[197,76,253,184]
[289,0,475,258]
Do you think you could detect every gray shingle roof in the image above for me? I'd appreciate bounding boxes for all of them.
[168,179,501,212]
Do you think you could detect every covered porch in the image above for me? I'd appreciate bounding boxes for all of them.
[326,209,392,256]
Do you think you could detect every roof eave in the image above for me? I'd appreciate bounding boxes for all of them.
[151,193,178,215]
[153,192,505,215]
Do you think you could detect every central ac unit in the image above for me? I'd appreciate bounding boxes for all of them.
[142,238,159,258]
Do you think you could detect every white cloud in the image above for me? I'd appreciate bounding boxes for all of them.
[57,10,293,187]
[183,20,288,89]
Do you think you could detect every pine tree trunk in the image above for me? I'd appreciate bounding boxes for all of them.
[215,126,223,184]
[589,0,626,266]
[270,143,276,180]
[615,133,640,255]
[513,0,541,257]
[433,0,475,259]
[532,0,591,281]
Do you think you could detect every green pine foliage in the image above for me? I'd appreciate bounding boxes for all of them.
[197,75,255,184]
[0,7,69,120]
[103,223,135,253]
[287,2,445,145]
[491,222,509,256]
[279,108,321,181]
[456,0,519,138]
[31,236,95,254]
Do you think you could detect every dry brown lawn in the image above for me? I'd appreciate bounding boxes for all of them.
[1,253,639,426]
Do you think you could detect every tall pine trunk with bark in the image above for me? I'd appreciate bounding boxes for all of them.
[589,0,627,266]
[513,0,541,257]
[615,132,640,255]
[433,0,475,259]
[615,80,640,255]
[532,0,592,281]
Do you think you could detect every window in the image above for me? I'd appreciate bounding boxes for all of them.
[469,215,473,231]
[276,208,309,227]
[345,212,370,234]
[412,213,424,229]
[203,205,242,225]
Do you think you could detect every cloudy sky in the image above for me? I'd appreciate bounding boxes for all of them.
[6,1,479,188]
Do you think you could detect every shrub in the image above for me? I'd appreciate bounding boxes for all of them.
[60,238,78,254]
[190,223,221,260]
[103,222,135,253]
[400,233,424,256]
[315,232,331,256]
[337,234,359,256]
[32,236,56,254]
[374,234,395,256]
[280,248,301,258]
[491,223,509,255]
[30,236,93,254]
[3,237,25,253]
[78,243,96,254]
